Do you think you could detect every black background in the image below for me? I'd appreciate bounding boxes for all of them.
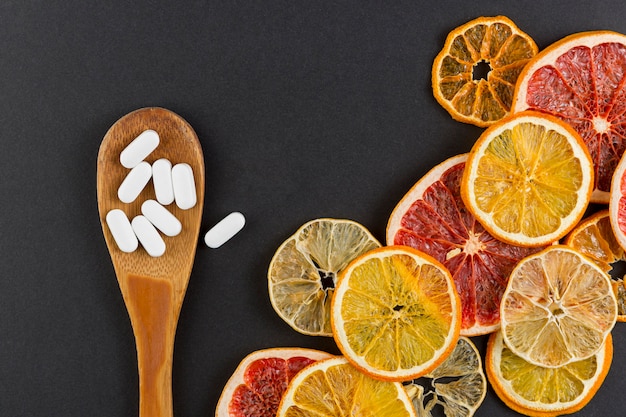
[1,1,625,416]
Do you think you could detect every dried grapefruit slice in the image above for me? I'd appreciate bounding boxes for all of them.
[564,210,626,321]
[331,245,461,381]
[461,111,594,247]
[268,218,381,336]
[277,357,416,417]
[486,330,612,417]
[513,31,626,203]
[387,154,545,336]
[215,348,334,417]
[432,16,538,127]
[500,245,617,368]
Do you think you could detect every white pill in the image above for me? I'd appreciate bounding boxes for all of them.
[131,215,166,257]
[204,212,246,248]
[120,130,160,169]
[141,199,182,237]
[118,161,152,203]
[172,163,196,210]
[105,209,138,253]
[152,158,175,205]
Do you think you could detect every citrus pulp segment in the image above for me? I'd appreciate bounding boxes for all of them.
[331,245,461,381]
[276,357,416,417]
[387,154,545,336]
[404,337,486,417]
[432,16,538,127]
[268,218,381,336]
[564,210,626,321]
[215,348,334,417]
[500,245,617,368]
[461,111,594,247]
[486,330,612,417]
[512,31,626,203]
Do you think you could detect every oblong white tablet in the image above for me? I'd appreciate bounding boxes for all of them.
[172,163,196,210]
[131,215,166,257]
[106,209,138,253]
[118,161,152,203]
[204,212,246,248]
[120,129,160,169]
[152,158,174,205]
[141,199,182,237]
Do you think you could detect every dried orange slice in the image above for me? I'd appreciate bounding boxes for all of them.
[610,150,626,249]
[564,210,626,321]
[486,330,612,417]
[215,348,334,417]
[387,154,545,336]
[513,31,626,203]
[268,218,381,336]
[461,111,594,247]
[432,16,537,127]
[500,245,617,368]
[331,245,461,381]
[404,336,486,417]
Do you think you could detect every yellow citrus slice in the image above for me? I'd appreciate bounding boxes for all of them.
[500,245,617,368]
[513,31,626,203]
[387,153,546,336]
[610,150,626,250]
[276,356,416,417]
[331,245,461,381]
[461,111,594,247]
[564,209,626,322]
[432,16,538,127]
[215,348,334,417]
[486,330,612,417]
[404,337,486,417]
[268,218,381,336]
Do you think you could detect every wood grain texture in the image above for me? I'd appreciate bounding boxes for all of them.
[97,107,204,417]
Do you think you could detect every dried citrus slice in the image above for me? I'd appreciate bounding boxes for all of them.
[461,111,594,247]
[404,337,486,417]
[486,330,612,417]
[610,151,626,249]
[513,31,626,203]
[432,16,537,127]
[268,218,381,336]
[564,210,626,321]
[500,245,617,368]
[331,245,461,381]
[215,347,334,417]
[276,357,416,417]
[387,154,545,336]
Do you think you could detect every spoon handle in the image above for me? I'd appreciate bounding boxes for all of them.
[126,274,177,417]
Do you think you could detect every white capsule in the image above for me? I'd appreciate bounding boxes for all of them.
[204,212,246,248]
[152,158,175,205]
[141,199,182,237]
[131,215,166,257]
[120,129,160,169]
[105,209,139,253]
[118,161,152,203]
[172,163,197,210]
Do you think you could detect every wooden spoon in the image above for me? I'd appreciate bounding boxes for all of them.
[97,107,204,417]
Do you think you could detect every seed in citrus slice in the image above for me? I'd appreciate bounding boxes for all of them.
[404,336,486,417]
[387,154,545,336]
[461,111,594,247]
[215,347,334,417]
[432,16,538,127]
[276,356,416,417]
[500,245,617,368]
[331,245,461,381]
[486,330,613,417]
[513,31,626,203]
[564,209,626,322]
[268,218,381,336]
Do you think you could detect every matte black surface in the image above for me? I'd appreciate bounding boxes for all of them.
[1,1,626,416]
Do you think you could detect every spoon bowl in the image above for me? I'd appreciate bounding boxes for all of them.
[97,107,204,417]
